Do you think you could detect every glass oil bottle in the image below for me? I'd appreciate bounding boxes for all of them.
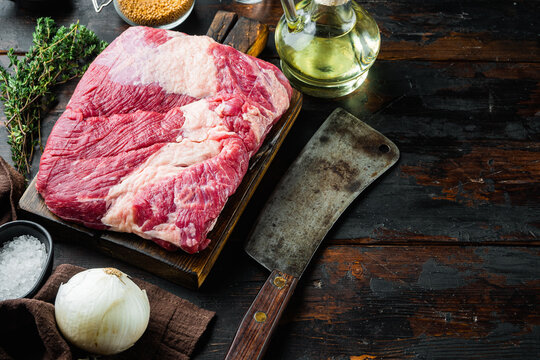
[275,0,380,98]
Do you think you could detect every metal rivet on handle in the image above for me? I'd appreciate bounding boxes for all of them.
[273,275,286,289]
[254,311,267,323]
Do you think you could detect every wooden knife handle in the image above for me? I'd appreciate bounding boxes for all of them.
[225,269,298,360]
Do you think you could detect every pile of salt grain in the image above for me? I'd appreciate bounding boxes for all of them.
[0,235,47,301]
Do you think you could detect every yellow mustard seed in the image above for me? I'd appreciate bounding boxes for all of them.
[118,0,194,26]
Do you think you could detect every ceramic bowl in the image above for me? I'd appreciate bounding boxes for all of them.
[0,220,54,299]
[113,0,196,30]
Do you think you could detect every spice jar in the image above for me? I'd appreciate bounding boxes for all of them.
[92,0,195,29]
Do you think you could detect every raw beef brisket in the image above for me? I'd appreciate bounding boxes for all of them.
[36,27,292,253]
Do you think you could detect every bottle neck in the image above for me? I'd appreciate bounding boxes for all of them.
[314,0,349,6]
[308,0,355,34]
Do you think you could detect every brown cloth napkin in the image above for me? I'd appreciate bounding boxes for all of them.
[0,264,215,360]
[0,156,25,225]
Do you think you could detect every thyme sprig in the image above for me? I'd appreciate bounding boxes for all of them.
[0,17,107,176]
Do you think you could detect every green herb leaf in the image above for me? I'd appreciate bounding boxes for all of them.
[0,17,108,177]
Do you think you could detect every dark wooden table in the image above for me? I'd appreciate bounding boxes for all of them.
[1,0,539,358]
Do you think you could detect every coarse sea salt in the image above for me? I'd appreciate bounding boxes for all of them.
[0,235,47,301]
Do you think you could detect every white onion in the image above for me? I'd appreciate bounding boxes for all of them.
[54,268,150,355]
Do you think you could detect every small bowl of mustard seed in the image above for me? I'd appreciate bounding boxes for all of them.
[113,0,195,29]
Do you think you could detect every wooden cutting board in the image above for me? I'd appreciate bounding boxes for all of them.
[18,11,303,289]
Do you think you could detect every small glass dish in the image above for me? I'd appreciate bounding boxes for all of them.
[113,0,195,29]
[0,220,53,299]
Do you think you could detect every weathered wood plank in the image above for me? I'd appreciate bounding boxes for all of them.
[2,57,538,246]
[206,10,238,43]
[263,245,540,359]
[206,10,269,57]
[228,59,540,247]
[1,0,539,359]
[373,0,540,62]
[65,240,539,359]
[380,34,540,62]
[1,0,538,62]
[223,16,268,57]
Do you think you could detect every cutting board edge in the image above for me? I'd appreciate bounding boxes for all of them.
[17,200,202,288]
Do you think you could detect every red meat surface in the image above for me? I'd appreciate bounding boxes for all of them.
[36,27,292,253]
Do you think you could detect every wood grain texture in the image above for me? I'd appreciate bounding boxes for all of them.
[225,270,298,360]
[1,0,538,62]
[223,16,269,57]
[228,59,539,248]
[56,240,539,359]
[262,245,540,359]
[1,0,539,358]
[206,10,269,57]
[206,10,238,43]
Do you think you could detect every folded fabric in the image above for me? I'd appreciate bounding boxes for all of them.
[0,156,25,226]
[0,264,215,360]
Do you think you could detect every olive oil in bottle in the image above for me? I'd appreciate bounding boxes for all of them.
[275,0,380,98]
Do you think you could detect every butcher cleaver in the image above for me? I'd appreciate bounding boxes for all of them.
[225,108,399,359]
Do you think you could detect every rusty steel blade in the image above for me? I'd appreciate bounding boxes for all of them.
[245,108,399,277]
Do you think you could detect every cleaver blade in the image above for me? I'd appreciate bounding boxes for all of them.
[225,107,400,359]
